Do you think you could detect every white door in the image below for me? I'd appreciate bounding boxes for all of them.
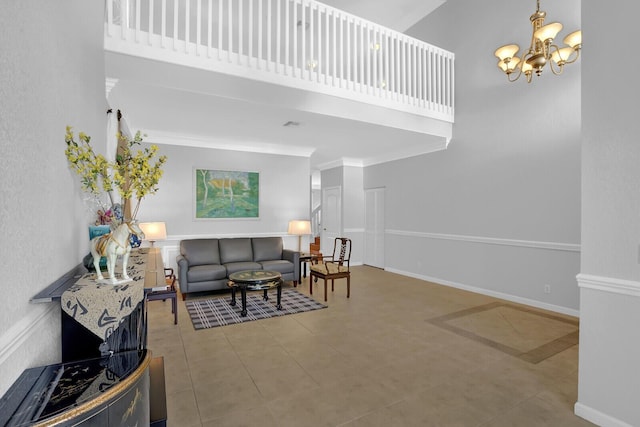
[364,188,385,268]
[321,186,341,256]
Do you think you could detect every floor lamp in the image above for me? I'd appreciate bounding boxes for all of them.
[288,220,311,252]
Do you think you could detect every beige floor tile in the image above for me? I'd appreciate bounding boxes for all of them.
[145,265,594,427]
[194,375,265,422]
[250,362,320,399]
[202,404,280,427]
[166,388,201,427]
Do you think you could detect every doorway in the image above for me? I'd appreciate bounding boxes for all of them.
[321,186,341,255]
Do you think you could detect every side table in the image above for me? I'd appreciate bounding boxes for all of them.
[145,267,178,325]
[146,287,178,325]
[299,252,322,279]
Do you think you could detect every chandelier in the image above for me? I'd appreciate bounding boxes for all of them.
[494,0,582,83]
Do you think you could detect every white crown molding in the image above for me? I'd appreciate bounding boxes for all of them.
[576,273,640,297]
[386,267,579,317]
[142,129,314,158]
[314,136,450,170]
[362,137,449,167]
[316,158,363,170]
[387,229,581,252]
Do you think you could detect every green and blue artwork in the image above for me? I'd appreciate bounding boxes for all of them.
[195,169,259,219]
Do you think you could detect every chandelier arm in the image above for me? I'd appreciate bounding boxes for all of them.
[549,59,564,75]
[493,0,581,83]
[507,70,523,82]
[507,57,525,82]
[564,48,581,65]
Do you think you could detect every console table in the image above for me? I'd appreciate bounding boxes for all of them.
[12,248,169,426]
[59,248,166,362]
[0,350,152,426]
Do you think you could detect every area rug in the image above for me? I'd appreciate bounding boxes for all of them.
[186,288,327,330]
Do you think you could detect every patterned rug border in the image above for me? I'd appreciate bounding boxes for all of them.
[186,288,327,330]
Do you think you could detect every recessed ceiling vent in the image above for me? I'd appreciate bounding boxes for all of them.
[283,121,300,127]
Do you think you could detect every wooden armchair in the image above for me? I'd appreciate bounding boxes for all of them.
[309,237,351,301]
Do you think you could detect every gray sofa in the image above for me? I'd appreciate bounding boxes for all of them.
[176,237,299,300]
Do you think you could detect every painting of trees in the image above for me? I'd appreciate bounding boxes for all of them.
[195,169,259,218]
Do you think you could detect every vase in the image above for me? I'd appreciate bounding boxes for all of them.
[88,225,111,269]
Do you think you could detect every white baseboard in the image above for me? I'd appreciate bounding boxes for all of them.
[575,402,634,427]
[385,267,579,317]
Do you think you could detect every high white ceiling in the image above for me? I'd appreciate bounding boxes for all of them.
[106,0,449,170]
[321,0,446,32]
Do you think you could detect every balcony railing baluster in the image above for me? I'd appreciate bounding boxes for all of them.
[104,0,454,122]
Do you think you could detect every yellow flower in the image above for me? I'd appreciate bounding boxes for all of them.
[64,126,166,221]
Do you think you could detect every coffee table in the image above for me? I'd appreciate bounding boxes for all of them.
[227,270,283,317]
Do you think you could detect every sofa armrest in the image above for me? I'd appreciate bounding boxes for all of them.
[176,255,189,292]
[282,249,300,282]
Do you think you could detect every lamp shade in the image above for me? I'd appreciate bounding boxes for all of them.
[563,30,582,48]
[288,220,311,235]
[498,57,520,73]
[551,47,574,64]
[521,60,533,74]
[494,44,519,61]
[139,222,167,242]
[534,22,563,42]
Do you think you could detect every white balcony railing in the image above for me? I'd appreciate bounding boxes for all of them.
[105,0,454,122]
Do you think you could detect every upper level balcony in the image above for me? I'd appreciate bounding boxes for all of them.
[104,0,455,167]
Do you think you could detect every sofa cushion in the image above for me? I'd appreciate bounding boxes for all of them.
[181,239,220,266]
[225,261,262,276]
[187,264,227,283]
[252,237,283,262]
[259,260,294,275]
[219,238,253,264]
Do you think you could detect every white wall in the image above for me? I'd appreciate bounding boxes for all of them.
[343,166,365,265]
[135,143,311,269]
[0,2,105,395]
[364,0,582,314]
[320,165,365,265]
[576,2,640,426]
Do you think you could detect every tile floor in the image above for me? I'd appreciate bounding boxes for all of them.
[146,266,594,427]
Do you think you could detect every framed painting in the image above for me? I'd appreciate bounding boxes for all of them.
[194,169,259,219]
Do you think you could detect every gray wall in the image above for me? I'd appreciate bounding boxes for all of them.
[576,2,640,425]
[0,1,105,394]
[364,0,582,313]
[136,143,310,239]
[134,143,311,270]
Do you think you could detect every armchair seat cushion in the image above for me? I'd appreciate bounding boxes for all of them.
[310,263,349,275]
[187,264,228,282]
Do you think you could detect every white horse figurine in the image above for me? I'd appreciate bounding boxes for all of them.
[90,222,145,284]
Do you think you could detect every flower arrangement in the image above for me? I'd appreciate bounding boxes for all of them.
[65,126,167,224]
